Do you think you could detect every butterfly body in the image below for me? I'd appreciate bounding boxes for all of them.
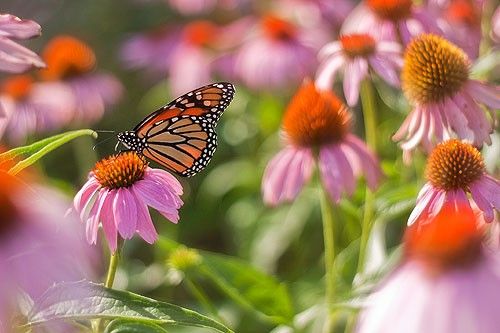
[117,82,235,177]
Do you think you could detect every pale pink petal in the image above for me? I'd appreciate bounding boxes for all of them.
[376,41,402,55]
[0,14,41,39]
[133,180,181,222]
[476,176,500,210]
[470,184,494,223]
[0,37,45,73]
[134,197,158,244]
[369,55,400,86]
[343,134,382,190]
[427,189,447,217]
[99,190,118,252]
[262,147,314,205]
[454,92,493,145]
[343,58,368,106]
[315,54,345,90]
[113,188,138,239]
[73,177,100,215]
[146,168,183,196]
[86,190,106,244]
[392,107,422,141]
[442,97,474,141]
[466,80,500,109]
[318,41,343,60]
[400,107,429,151]
[408,183,436,225]
[319,144,355,201]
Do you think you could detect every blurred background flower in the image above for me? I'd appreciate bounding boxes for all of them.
[39,35,123,124]
[0,170,97,329]
[315,33,402,106]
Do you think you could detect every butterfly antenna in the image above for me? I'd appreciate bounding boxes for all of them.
[94,129,116,134]
[92,136,116,151]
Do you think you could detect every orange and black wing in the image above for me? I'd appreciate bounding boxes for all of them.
[141,115,217,177]
[134,82,235,138]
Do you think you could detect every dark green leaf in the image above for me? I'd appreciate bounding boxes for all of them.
[27,281,233,333]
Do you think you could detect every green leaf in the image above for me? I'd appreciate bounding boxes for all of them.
[26,281,233,333]
[199,253,294,325]
[105,319,169,333]
[0,129,97,175]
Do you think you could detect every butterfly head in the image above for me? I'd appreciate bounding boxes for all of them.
[117,131,144,152]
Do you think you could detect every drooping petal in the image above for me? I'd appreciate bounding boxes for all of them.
[113,188,138,239]
[99,190,118,252]
[262,147,314,206]
[343,58,368,106]
[134,196,158,244]
[343,134,382,190]
[133,179,181,223]
[0,14,41,39]
[408,183,436,226]
[369,55,400,87]
[318,144,355,202]
[73,177,100,214]
[0,36,45,73]
[315,54,345,90]
[466,80,500,109]
[470,184,494,223]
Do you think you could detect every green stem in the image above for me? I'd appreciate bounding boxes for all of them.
[94,242,122,332]
[184,276,227,326]
[320,187,336,333]
[105,248,121,288]
[357,80,377,276]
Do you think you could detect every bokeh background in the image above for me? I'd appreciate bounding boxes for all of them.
[1,1,498,332]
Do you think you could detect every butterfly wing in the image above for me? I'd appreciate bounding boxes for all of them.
[133,82,234,177]
[142,115,216,177]
[134,82,235,137]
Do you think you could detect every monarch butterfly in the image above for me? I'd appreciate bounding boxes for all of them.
[117,82,235,177]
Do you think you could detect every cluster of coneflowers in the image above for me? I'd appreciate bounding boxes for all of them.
[0,1,499,333]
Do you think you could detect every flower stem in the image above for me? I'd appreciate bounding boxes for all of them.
[184,276,228,326]
[357,80,377,276]
[94,241,122,332]
[105,248,121,288]
[320,187,336,333]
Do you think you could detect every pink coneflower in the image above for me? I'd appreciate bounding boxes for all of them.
[0,74,74,143]
[121,20,245,96]
[0,171,96,328]
[262,81,382,205]
[234,15,325,91]
[0,14,45,73]
[408,139,499,225]
[315,33,402,106]
[356,202,500,333]
[39,35,123,124]
[393,34,499,160]
[73,151,183,252]
[342,0,441,45]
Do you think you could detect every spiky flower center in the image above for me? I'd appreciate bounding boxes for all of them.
[40,35,96,80]
[426,139,484,191]
[340,34,376,58]
[93,152,147,189]
[402,34,469,105]
[0,75,33,101]
[405,203,483,271]
[184,21,218,46]
[283,81,351,147]
[262,15,297,41]
[366,0,413,21]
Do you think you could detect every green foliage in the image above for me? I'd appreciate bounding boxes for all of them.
[26,281,233,333]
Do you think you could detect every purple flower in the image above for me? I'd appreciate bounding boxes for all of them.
[0,74,74,143]
[233,15,326,91]
[357,203,500,333]
[262,81,382,205]
[408,139,499,225]
[0,14,45,73]
[73,151,184,252]
[121,20,245,96]
[393,34,499,161]
[39,35,123,124]
[0,171,97,326]
[342,0,441,45]
[316,33,402,106]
